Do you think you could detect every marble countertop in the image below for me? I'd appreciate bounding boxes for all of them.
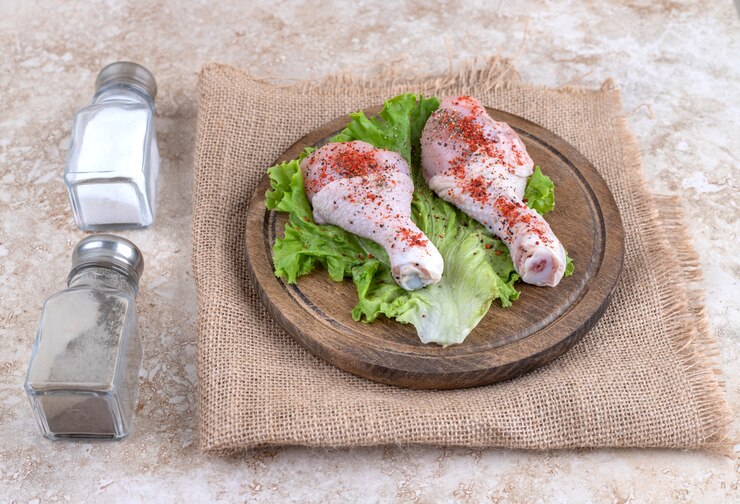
[1,0,737,501]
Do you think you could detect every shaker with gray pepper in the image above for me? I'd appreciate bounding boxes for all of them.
[24,235,144,439]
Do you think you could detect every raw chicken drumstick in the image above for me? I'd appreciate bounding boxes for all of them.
[301,140,444,291]
[421,96,566,287]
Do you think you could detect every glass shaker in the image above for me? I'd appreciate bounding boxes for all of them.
[24,235,144,440]
[64,62,160,230]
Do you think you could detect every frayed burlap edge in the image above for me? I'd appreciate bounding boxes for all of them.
[654,196,731,455]
[293,56,521,95]
[603,87,731,455]
[193,59,731,455]
[203,57,520,100]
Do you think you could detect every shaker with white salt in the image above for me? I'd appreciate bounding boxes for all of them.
[64,62,160,230]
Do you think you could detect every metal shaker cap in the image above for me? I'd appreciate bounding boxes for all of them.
[95,61,157,100]
[70,234,145,283]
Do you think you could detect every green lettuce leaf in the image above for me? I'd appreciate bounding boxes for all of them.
[266,94,570,346]
[565,252,574,277]
[524,165,555,215]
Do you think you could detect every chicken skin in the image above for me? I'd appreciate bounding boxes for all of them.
[301,140,443,291]
[421,96,566,287]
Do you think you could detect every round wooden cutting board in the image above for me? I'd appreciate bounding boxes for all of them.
[245,106,624,390]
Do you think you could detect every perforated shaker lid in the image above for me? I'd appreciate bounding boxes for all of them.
[70,234,144,283]
[95,61,157,99]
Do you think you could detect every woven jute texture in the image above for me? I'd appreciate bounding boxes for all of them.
[192,60,729,453]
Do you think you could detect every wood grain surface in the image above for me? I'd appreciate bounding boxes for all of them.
[245,106,624,390]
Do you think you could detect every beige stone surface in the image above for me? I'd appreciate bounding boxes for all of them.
[0,0,737,501]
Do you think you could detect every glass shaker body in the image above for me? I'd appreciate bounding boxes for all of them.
[64,62,159,230]
[24,236,144,440]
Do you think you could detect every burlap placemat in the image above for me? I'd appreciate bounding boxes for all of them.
[192,59,730,453]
